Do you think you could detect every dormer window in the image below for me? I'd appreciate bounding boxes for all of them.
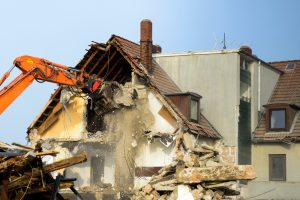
[166,92,201,123]
[265,104,298,132]
[270,109,286,130]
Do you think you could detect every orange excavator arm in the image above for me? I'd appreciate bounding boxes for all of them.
[0,55,97,115]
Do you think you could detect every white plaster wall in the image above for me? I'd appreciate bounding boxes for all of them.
[55,143,115,187]
[134,138,175,188]
[148,92,176,133]
[155,53,240,146]
[251,62,280,131]
[135,139,175,167]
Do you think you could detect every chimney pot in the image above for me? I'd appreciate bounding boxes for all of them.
[152,45,162,53]
[240,45,252,55]
[140,19,153,73]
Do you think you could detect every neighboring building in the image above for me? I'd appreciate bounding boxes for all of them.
[154,48,282,165]
[27,20,221,199]
[246,60,300,199]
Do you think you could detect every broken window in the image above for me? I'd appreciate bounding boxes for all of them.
[269,154,286,181]
[86,99,106,133]
[90,156,105,185]
[269,109,286,130]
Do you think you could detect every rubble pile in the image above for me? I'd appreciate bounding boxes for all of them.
[133,133,256,200]
[0,141,86,200]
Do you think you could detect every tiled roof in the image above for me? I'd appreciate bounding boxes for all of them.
[269,60,300,104]
[112,35,181,94]
[112,35,220,138]
[29,35,221,139]
[253,60,300,142]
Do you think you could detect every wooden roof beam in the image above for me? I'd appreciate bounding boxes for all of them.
[103,57,123,80]
[80,49,99,73]
[96,50,117,77]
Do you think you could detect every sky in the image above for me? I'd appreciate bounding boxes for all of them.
[0,0,299,144]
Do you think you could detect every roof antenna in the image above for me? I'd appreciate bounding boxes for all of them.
[223,33,227,49]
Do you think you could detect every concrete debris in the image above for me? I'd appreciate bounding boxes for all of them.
[90,81,136,116]
[133,138,256,200]
[0,141,87,200]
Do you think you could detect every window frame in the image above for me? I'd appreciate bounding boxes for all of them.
[285,63,296,71]
[190,97,199,123]
[268,108,287,131]
[269,154,286,181]
[90,156,105,185]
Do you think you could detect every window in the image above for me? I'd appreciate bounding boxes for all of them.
[269,154,286,181]
[240,58,250,71]
[190,99,199,122]
[285,63,296,71]
[269,109,286,130]
[90,156,104,185]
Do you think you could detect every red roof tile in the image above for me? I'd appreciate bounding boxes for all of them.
[253,60,300,142]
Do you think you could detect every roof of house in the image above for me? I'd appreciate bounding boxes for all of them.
[153,49,283,74]
[28,35,221,139]
[253,60,300,143]
[268,60,300,104]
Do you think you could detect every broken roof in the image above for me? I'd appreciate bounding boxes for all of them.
[28,35,221,139]
[253,60,300,142]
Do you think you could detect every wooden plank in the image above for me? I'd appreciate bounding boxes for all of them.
[80,49,99,72]
[104,57,123,80]
[96,51,117,77]
[36,151,59,156]
[27,182,74,194]
[177,165,256,183]
[12,142,34,150]
[0,179,9,200]
[8,152,87,191]
[88,53,106,74]
[110,67,123,81]
[0,155,30,174]
[42,152,87,174]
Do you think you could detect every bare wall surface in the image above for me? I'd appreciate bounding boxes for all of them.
[244,143,300,199]
[155,53,240,146]
[250,61,280,132]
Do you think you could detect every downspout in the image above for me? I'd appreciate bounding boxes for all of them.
[258,61,261,112]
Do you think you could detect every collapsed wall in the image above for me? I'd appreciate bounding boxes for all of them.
[133,134,256,200]
[27,79,255,200]
[27,81,182,198]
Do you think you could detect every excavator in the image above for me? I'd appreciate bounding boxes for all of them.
[0,55,102,115]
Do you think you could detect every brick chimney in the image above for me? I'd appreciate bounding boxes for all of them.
[240,45,252,55]
[140,19,153,73]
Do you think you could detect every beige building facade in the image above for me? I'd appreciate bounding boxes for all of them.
[154,48,281,165]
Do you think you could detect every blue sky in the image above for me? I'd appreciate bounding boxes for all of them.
[0,0,299,144]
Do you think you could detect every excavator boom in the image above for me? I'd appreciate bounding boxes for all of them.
[0,55,98,115]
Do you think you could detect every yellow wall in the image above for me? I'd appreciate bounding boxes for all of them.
[252,143,300,182]
[37,97,85,139]
[242,143,300,199]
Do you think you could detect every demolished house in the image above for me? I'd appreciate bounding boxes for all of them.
[26,20,255,199]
